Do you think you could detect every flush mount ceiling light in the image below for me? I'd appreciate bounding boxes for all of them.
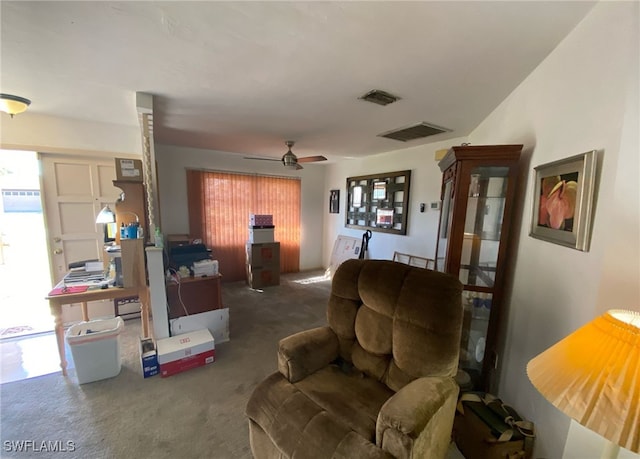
[0,93,31,118]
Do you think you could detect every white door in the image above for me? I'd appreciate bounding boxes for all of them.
[40,153,121,323]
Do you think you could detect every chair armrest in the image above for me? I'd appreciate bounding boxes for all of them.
[277,326,339,383]
[376,376,459,459]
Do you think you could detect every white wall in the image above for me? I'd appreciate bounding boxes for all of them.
[154,144,325,271]
[322,137,468,267]
[0,113,141,156]
[469,2,639,458]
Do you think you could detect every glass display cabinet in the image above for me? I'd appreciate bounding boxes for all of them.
[435,144,522,391]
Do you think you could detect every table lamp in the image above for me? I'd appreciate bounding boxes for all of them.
[96,205,116,223]
[527,310,639,458]
[96,205,139,224]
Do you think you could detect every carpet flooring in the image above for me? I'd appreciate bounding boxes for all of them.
[0,269,464,459]
[0,270,331,459]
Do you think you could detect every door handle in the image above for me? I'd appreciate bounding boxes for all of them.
[53,248,63,255]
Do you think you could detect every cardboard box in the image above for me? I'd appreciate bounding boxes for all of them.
[246,242,280,267]
[453,397,534,459]
[249,214,273,226]
[159,350,215,377]
[248,227,275,243]
[115,158,143,182]
[139,337,159,378]
[247,265,280,288]
[156,329,215,377]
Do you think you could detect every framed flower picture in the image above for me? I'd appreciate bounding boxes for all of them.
[529,150,597,251]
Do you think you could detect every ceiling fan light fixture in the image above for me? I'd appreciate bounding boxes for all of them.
[0,93,31,118]
[244,140,321,170]
[282,141,298,168]
[283,153,297,166]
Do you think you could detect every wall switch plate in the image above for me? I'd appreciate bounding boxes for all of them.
[430,201,441,210]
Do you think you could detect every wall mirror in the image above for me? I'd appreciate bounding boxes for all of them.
[345,170,411,235]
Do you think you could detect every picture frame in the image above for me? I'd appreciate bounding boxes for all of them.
[329,189,340,214]
[376,208,394,227]
[345,170,411,235]
[529,150,597,251]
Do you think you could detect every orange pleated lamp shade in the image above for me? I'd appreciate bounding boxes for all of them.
[527,310,640,454]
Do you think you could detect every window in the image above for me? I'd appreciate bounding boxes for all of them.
[187,170,301,282]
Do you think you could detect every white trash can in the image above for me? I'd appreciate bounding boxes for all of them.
[65,317,124,384]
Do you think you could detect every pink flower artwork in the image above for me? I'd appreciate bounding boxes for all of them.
[538,174,578,231]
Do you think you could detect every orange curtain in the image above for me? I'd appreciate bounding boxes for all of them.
[186,170,300,282]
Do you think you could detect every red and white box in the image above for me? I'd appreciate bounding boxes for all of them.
[249,214,273,227]
[156,329,215,377]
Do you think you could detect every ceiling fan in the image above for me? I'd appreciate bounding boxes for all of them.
[244,141,327,170]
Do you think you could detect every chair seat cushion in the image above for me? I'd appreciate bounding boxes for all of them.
[295,365,394,440]
[246,366,395,458]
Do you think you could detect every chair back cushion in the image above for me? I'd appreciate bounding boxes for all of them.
[327,259,462,392]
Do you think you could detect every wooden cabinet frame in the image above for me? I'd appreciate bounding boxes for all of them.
[435,145,522,392]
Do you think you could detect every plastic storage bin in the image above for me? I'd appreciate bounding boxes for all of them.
[65,317,124,384]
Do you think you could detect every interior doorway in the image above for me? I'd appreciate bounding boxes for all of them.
[0,150,54,339]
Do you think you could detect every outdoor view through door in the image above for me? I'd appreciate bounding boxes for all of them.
[0,150,52,339]
[186,170,301,282]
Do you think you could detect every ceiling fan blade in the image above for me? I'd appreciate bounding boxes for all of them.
[243,156,281,162]
[297,155,327,163]
[296,163,304,170]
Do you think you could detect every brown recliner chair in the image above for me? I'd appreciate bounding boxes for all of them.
[246,259,463,459]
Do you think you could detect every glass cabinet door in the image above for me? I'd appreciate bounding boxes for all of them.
[435,179,454,272]
[459,166,509,287]
[460,289,492,379]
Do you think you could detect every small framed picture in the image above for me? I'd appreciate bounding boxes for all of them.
[376,208,394,227]
[529,150,597,251]
[329,189,340,213]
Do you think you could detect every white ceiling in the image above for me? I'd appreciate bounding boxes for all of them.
[1,1,595,161]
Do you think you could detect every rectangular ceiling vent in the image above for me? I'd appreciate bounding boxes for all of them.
[359,89,400,106]
[378,122,451,142]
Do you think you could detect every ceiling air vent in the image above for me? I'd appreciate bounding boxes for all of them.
[359,89,400,106]
[378,122,451,142]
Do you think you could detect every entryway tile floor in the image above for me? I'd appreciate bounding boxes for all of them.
[0,331,73,384]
